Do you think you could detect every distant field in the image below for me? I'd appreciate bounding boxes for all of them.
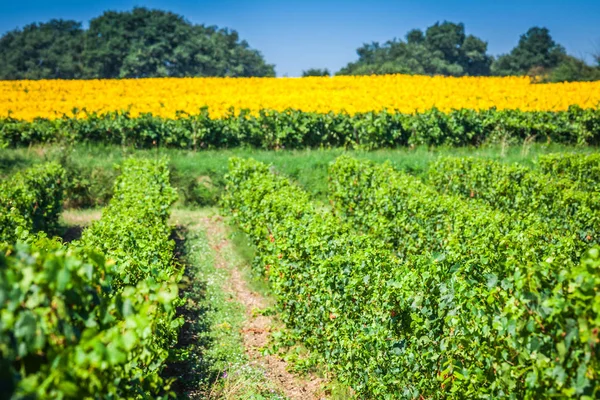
[1,75,600,120]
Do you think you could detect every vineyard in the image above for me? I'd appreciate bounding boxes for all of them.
[1,74,599,399]
[223,154,600,398]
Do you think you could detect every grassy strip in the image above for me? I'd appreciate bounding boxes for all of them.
[169,209,285,399]
[0,143,595,208]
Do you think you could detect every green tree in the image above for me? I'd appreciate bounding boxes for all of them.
[0,8,275,79]
[492,27,566,76]
[546,56,600,82]
[83,8,275,78]
[0,20,84,79]
[337,21,492,77]
[302,68,330,77]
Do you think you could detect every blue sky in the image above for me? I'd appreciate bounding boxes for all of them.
[1,0,599,76]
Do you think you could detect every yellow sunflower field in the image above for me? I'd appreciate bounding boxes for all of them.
[1,74,599,120]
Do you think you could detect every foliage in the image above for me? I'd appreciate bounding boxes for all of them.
[81,158,178,288]
[492,27,567,76]
[302,68,330,77]
[224,157,400,396]
[327,156,599,397]
[1,106,600,150]
[428,156,600,247]
[338,21,493,76]
[0,158,182,398]
[0,162,64,243]
[0,7,274,80]
[545,56,600,83]
[538,153,600,192]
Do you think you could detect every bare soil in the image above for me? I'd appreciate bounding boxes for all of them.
[198,214,327,400]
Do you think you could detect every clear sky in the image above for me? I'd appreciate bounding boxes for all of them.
[1,0,599,76]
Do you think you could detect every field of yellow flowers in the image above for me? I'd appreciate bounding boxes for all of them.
[1,75,599,120]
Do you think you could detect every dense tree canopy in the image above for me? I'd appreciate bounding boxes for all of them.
[491,26,600,82]
[338,22,599,82]
[546,55,600,82]
[491,27,566,76]
[0,12,597,82]
[337,22,493,77]
[0,8,275,79]
[0,20,85,79]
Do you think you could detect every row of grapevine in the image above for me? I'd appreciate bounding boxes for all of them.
[538,153,600,192]
[1,158,182,398]
[428,156,600,247]
[80,158,179,288]
[328,156,598,397]
[223,157,410,396]
[2,106,599,149]
[0,162,64,243]
[223,156,599,398]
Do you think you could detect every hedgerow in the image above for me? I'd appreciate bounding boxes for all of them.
[327,156,599,397]
[1,158,182,398]
[538,153,600,192]
[0,162,64,243]
[428,157,600,247]
[1,106,600,150]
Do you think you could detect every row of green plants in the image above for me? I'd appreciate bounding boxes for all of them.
[0,158,182,398]
[2,106,599,149]
[224,156,600,397]
[223,157,409,396]
[326,156,597,397]
[0,162,65,243]
[538,153,600,192]
[225,156,591,397]
[428,156,600,248]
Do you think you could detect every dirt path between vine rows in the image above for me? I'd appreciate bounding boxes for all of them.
[198,214,327,400]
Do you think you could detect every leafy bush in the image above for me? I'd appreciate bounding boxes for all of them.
[1,158,182,398]
[224,157,412,396]
[1,106,599,150]
[0,162,64,242]
[538,153,600,192]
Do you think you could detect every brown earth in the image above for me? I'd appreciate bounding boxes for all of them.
[198,214,327,400]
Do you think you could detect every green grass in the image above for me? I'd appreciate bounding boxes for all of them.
[169,209,285,400]
[55,207,285,398]
[1,142,597,207]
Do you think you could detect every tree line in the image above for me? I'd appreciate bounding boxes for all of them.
[0,8,275,79]
[0,9,597,82]
[324,22,600,82]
